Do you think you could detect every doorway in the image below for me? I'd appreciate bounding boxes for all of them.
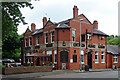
[60,51,68,69]
[36,57,40,66]
[87,52,92,68]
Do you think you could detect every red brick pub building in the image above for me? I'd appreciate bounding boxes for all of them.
[21,5,111,70]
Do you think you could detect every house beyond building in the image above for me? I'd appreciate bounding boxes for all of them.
[21,5,110,70]
[107,45,120,69]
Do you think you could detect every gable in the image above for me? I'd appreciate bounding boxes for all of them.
[24,28,31,35]
[44,20,55,29]
[70,14,92,25]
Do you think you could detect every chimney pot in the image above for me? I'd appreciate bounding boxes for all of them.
[93,20,98,29]
[31,23,36,30]
[43,17,47,27]
[73,5,79,18]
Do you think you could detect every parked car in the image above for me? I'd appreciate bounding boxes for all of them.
[2,58,15,63]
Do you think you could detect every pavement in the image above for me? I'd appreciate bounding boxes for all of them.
[2,68,118,79]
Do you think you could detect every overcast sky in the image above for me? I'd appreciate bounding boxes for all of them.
[18,0,119,36]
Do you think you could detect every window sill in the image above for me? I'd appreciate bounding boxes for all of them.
[54,62,57,64]
[95,62,99,64]
[51,42,54,43]
[114,62,118,63]
[45,43,48,44]
[36,44,39,45]
[81,62,84,64]
[101,62,105,63]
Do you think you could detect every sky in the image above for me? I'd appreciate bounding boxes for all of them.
[18,0,119,36]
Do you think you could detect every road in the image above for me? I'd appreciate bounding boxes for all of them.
[40,71,118,78]
[2,71,120,80]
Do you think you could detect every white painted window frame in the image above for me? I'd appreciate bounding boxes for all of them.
[114,55,118,63]
[51,31,55,43]
[54,50,57,64]
[101,52,105,63]
[95,51,99,63]
[36,36,39,45]
[81,50,84,64]
[72,30,76,42]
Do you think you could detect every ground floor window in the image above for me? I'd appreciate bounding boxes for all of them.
[114,55,118,63]
[95,51,99,63]
[24,53,25,63]
[47,51,52,63]
[27,53,30,63]
[54,50,57,63]
[31,57,33,63]
[101,52,105,63]
[81,50,84,64]
[73,55,77,62]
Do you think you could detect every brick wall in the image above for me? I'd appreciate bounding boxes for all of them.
[2,66,52,75]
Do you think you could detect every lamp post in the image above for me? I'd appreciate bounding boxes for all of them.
[80,19,83,71]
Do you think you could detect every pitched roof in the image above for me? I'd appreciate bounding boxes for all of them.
[56,23,70,29]
[107,45,120,55]
[26,53,50,57]
[57,14,92,25]
[93,28,108,36]
[32,29,43,35]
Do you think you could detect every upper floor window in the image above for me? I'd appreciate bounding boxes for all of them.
[45,33,48,44]
[81,34,85,42]
[25,38,27,47]
[72,30,75,42]
[95,51,99,63]
[114,55,118,63]
[36,36,39,45]
[101,52,105,63]
[51,31,54,43]
[101,36,104,40]
[29,37,32,46]
[87,33,91,40]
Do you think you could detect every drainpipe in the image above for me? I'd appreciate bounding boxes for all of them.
[86,29,88,65]
[57,29,59,70]
[105,36,107,68]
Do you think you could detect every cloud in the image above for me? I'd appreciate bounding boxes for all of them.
[18,0,119,35]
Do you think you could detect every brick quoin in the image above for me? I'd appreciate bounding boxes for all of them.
[21,5,119,70]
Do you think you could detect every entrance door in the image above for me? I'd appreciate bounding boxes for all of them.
[60,51,68,69]
[87,52,92,68]
[36,57,40,66]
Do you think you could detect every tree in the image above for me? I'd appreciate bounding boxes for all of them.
[107,35,120,47]
[2,2,33,59]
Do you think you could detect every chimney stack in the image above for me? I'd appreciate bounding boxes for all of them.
[93,20,98,29]
[31,23,36,30]
[43,17,47,27]
[73,5,79,18]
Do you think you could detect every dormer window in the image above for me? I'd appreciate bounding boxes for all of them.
[87,33,91,40]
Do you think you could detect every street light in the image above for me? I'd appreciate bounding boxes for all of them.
[80,19,83,71]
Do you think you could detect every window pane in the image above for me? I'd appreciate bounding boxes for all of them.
[73,55,77,62]
[72,30,75,41]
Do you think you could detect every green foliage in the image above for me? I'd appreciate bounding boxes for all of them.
[107,35,120,47]
[2,2,33,59]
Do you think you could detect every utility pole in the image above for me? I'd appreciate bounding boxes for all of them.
[80,19,83,71]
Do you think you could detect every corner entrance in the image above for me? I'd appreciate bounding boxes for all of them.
[60,51,68,69]
[87,52,92,68]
